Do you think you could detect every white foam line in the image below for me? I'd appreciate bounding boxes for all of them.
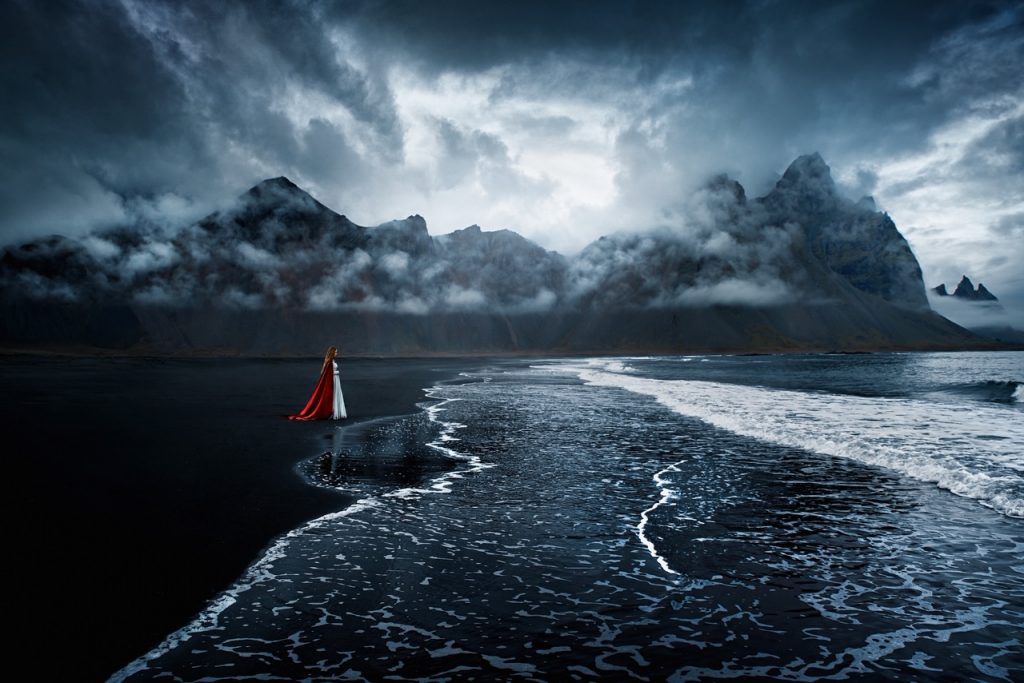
[566,362,1024,519]
[636,459,688,576]
[109,383,487,683]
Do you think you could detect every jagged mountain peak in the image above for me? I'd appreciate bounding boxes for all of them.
[0,163,986,352]
[367,215,433,256]
[942,275,999,302]
[755,153,927,309]
[932,276,999,302]
[954,275,976,297]
[788,151,829,172]
[241,176,338,213]
[776,152,836,197]
[444,223,539,245]
[976,283,997,300]
[444,224,516,242]
[856,196,877,211]
[257,175,299,189]
[1,163,938,334]
[759,152,842,219]
[376,215,428,232]
[235,175,336,217]
[243,175,309,199]
[188,175,364,253]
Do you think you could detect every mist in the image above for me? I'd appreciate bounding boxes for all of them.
[929,293,1024,331]
[1,0,1021,306]
[2,151,936,323]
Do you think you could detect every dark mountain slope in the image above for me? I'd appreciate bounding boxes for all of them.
[0,157,988,354]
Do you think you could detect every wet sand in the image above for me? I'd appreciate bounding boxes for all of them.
[3,356,482,681]
[111,358,1024,682]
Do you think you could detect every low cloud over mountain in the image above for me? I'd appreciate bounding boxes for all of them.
[3,0,1021,313]
[929,275,1022,340]
[2,155,923,310]
[0,155,984,354]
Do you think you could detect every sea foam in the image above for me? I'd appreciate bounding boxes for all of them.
[570,360,1024,518]
[108,387,489,682]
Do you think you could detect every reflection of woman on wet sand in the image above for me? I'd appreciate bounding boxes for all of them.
[289,346,347,421]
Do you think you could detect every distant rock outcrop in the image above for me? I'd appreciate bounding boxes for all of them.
[0,156,988,355]
[928,276,1017,345]
[932,276,999,302]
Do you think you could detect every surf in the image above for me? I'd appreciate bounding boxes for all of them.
[108,384,490,683]
[568,359,1024,519]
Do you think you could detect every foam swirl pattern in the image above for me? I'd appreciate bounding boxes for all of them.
[113,365,1023,681]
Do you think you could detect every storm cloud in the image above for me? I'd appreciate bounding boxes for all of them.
[2,0,1022,315]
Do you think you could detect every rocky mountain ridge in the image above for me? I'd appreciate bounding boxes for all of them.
[0,154,985,354]
[931,275,999,302]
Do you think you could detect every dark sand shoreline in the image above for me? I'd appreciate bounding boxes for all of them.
[5,356,489,682]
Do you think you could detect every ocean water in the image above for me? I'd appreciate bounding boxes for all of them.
[113,352,1023,682]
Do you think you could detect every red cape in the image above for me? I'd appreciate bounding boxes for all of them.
[289,361,334,421]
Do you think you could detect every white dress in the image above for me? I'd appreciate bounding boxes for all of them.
[332,360,347,420]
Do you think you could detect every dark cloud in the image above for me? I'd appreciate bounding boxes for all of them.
[340,0,1005,157]
[301,118,367,186]
[1,0,1021,309]
[0,0,400,241]
[966,114,1024,175]
[336,1,981,78]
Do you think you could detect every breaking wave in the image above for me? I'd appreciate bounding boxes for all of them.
[940,379,1022,404]
[571,360,1024,518]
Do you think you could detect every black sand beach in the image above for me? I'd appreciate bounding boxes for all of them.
[4,356,481,681]
[7,353,1022,682]
[106,354,1024,682]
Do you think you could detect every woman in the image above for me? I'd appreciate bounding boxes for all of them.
[289,346,347,421]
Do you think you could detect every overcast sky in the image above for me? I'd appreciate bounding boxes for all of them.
[2,0,1022,309]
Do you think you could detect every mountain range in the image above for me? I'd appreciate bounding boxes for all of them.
[0,154,987,355]
[931,276,999,302]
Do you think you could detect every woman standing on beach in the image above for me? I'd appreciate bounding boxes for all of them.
[289,346,347,421]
